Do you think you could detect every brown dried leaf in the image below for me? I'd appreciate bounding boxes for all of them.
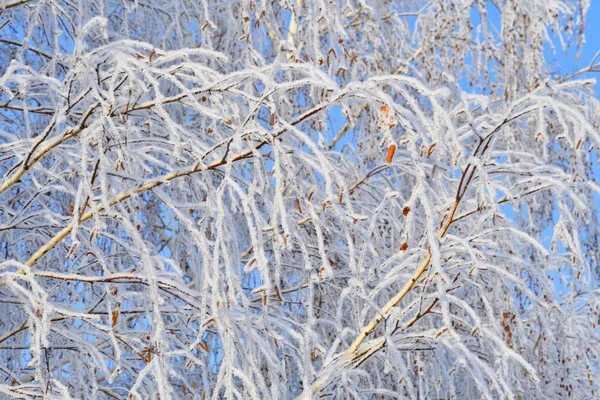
[386,144,396,163]
[427,143,436,158]
[111,310,119,327]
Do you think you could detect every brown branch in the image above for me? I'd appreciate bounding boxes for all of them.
[0,317,66,346]
[0,102,100,196]
[0,104,55,115]
[0,38,67,68]
[2,0,35,10]
[22,97,334,269]
[0,72,241,197]
[345,199,459,356]
[312,106,530,394]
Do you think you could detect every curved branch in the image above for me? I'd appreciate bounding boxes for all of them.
[311,106,532,394]
[23,95,336,269]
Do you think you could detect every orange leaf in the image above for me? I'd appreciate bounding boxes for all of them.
[111,310,119,327]
[202,318,215,328]
[427,143,437,158]
[141,348,152,364]
[403,206,410,216]
[386,144,396,163]
[199,341,209,352]
[380,105,390,115]
[274,286,283,302]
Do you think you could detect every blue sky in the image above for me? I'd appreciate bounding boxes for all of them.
[551,2,600,80]
[538,2,600,298]
[579,2,600,211]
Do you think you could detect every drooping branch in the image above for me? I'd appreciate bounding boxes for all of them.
[23,92,339,269]
[311,106,536,394]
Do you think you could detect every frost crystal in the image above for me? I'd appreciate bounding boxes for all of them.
[0,0,599,399]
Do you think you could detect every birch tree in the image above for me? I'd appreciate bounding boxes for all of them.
[1,0,599,398]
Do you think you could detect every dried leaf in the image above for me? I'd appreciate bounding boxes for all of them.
[275,286,283,302]
[111,310,119,327]
[386,144,396,163]
[427,143,436,158]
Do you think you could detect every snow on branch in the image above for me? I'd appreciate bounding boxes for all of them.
[0,0,599,398]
